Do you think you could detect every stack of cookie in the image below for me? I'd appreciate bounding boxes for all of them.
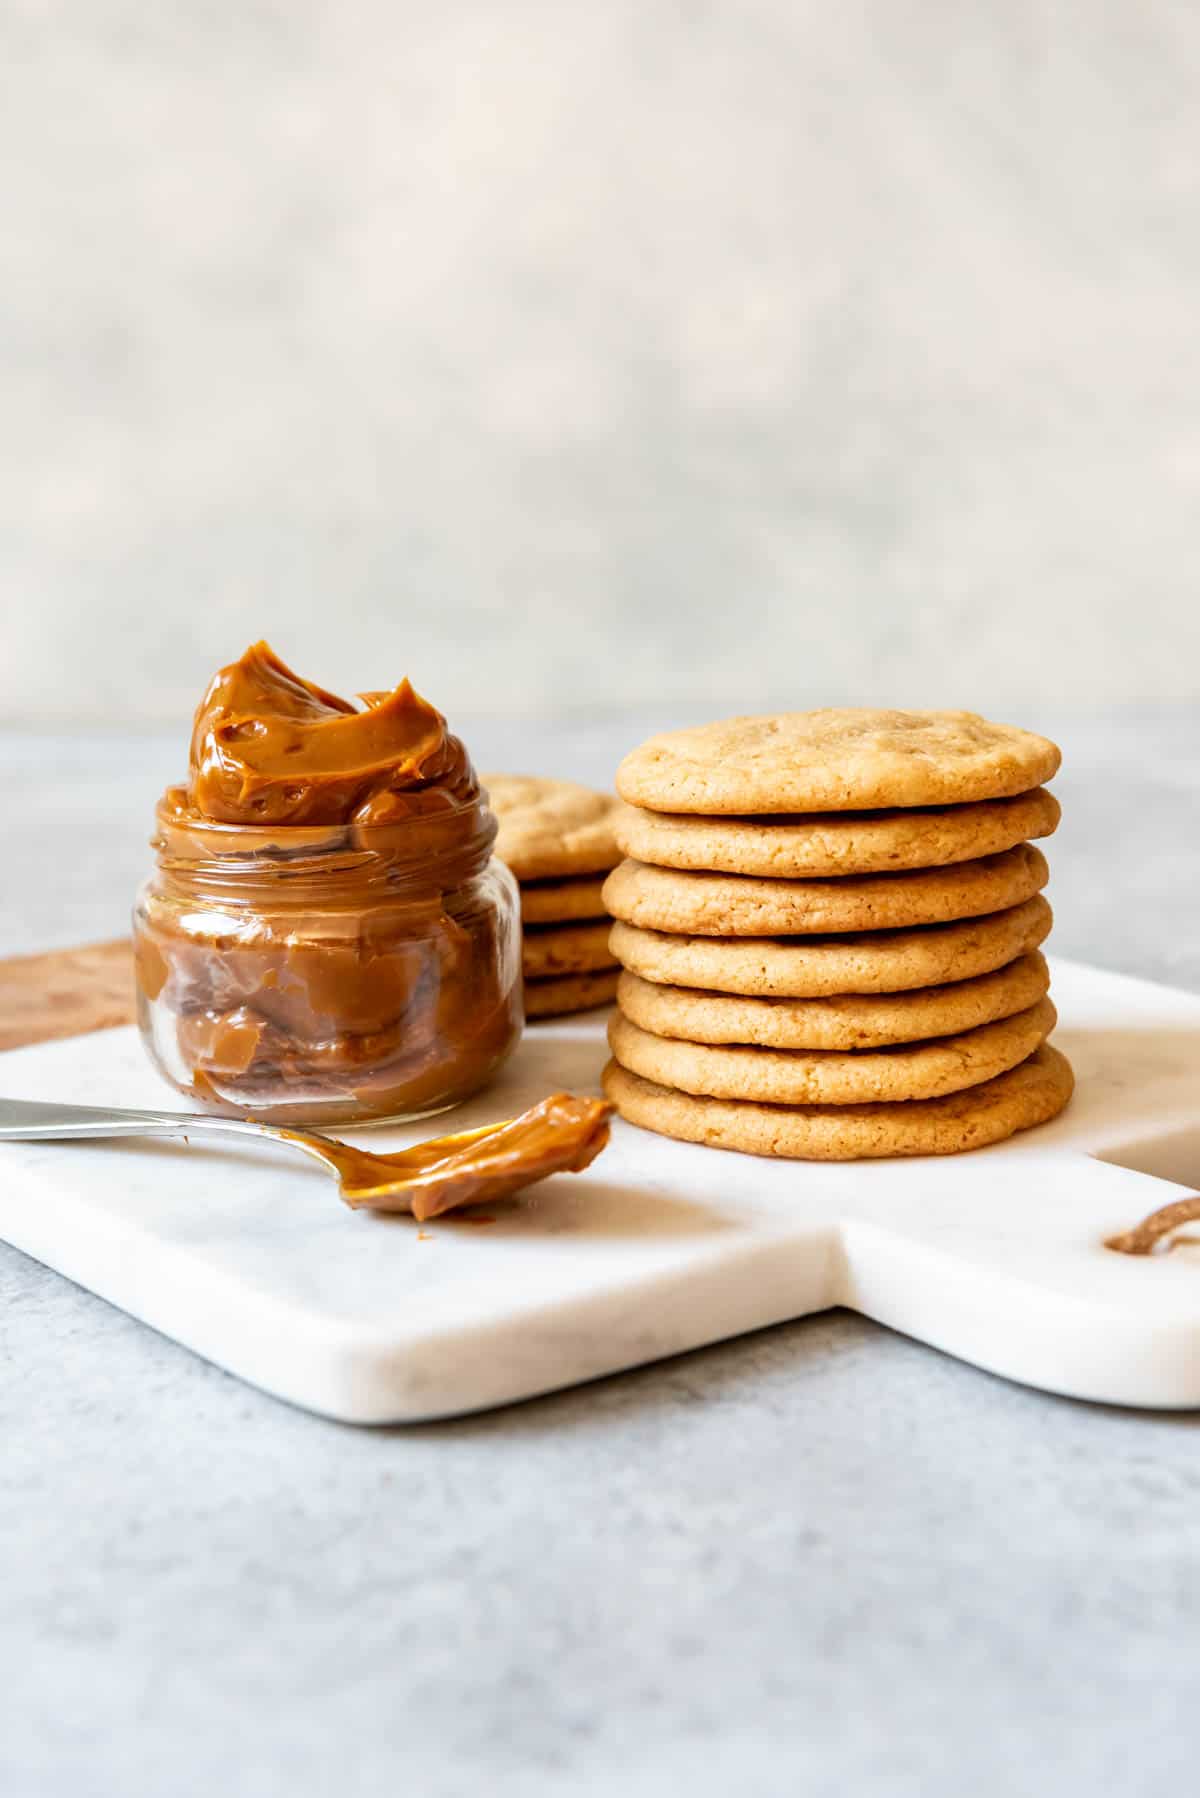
[602,710,1074,1159]
[485,774,621,1019]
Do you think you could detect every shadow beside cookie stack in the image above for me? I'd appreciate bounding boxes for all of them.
[602,710,1074,1159]
[485,774,621,1019]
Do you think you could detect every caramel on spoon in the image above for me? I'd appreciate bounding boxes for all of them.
[0,1092,614,1223]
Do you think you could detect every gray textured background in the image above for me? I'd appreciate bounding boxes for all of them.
[4,0,1200,725]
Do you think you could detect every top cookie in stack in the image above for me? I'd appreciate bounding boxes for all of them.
[603,709,1073,1159]
[485,774,622,1019]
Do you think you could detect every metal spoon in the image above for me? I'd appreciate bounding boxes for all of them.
[0,1092,613,1221]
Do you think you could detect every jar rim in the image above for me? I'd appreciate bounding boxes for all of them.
[150,792,499,892]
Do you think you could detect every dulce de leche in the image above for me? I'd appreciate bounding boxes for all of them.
[133,643,522,1124]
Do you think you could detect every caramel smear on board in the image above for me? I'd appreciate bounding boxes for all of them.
[1105,1196,1200,1257]
[281,1092,613,1222]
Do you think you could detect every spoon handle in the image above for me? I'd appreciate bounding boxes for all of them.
[0,1096,272,1144]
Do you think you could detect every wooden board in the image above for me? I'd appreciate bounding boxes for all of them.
[0,941,135,1052]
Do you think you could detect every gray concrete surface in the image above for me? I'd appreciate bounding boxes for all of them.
[0,711,1197,1796]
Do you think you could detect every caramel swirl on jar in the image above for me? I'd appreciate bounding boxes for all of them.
[133,644,522,1124]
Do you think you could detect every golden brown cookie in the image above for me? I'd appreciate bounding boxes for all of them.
[608,998,1055,1105]
[524,968,620,1019]
[602,1044,1074,1160]
[617,710,1061,814]
[609,894,1052,998]
[485,774,620,880]
[519,876,609,925]
[612,788,1060,877]
[603,844,1048,937]
[522,919,618,979]
[615,952,1050,1050]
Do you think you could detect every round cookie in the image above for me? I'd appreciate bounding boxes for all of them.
[616,710,1061,815]
[603,1044,1074,1161]
[613,788,1060,878]
[615,952,1051,1050]
[485,774,620,879]
[608,998,1056,1106]
[522,919,617,979]
[610,894,1053,998]
[525,969,619,1019]
[603,844,1048,938]
[520,876,609,925]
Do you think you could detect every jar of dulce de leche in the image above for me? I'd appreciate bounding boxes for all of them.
[133,643,522,1125]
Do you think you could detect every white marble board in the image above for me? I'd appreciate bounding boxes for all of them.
[0,955,1198,1421]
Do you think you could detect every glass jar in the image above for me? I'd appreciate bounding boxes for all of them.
[133,801,522,1125]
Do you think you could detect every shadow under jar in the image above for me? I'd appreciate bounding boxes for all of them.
[134,803,522,1126]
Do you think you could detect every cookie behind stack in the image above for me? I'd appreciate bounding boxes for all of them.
[603,710,1073,1159]
[485,774,621,1018]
